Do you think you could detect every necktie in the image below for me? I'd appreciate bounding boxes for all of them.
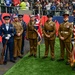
[6,24,9,31]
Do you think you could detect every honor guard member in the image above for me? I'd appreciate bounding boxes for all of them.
[0,16,16,64]
[57,11,73,65]
[12,15,23,60]
[26,15,38,58]
[42,14,56,60]
[18,14,27,55]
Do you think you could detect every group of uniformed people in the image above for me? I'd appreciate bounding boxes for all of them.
[0,10,75,71]
[0,14,27,65]
[26,11,75,70]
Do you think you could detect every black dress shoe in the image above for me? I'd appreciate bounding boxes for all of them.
[3,61,7,65]
[72,67,75,71]
[14,57,17,60]
[65,62,70,65]
[28,54,33,57]
[34,55,37,58]
[10,60,16,63]
[42,56,48,59]
[51,58,55,61]
[57,59,64,62]
[18,56,23,58]
[21,52,24,55]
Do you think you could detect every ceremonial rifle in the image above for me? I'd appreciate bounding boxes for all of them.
[0,40,8,65]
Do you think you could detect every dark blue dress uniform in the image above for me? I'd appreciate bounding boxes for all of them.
[18,15,27,54]
[0,16,16,64]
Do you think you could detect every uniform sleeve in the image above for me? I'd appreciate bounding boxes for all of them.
[58,24,61,38]
[26,24,29,39]
[0,26,2,36]
[20,24,23,35]
[23,21,27,31]
[43,23,47,36]
[64,24,73,40]
[0,25,7,38]
[50,22,56,37]
[10,24,16,36]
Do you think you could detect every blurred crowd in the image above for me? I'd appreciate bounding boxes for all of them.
[0,0,75,16]
[33,0,74,15]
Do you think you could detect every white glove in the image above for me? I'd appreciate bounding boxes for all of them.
[72,41,74,45]
[5,37,10,40]
[7,34,11,38]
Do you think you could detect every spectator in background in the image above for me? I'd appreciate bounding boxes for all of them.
[20,0,26,10]
[34,0,42,15]
[12,0,20,14]
[72,0,75,10]
[41,1,47,15]
[24,0,30,10]
[4,0,12,13]
[45,1,52,15]
[12,0,20,6]
[50,2,56,15]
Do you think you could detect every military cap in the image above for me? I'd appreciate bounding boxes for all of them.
[3,16,10,20]
[30,15,35,18]
[47,14,53,18]
[18,14,23,18]
[13,15,18,18]
[63,10,69,16]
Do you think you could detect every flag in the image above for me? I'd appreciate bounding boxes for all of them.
[71,26,75,66]
[35,14,42,44]
[55,20,60,36]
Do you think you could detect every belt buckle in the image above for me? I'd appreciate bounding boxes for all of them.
[47,31,49,33]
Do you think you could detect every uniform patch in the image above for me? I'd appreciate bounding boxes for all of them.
[10,27,13,29]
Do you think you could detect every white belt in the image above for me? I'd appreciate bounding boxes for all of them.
[61,31,68,34]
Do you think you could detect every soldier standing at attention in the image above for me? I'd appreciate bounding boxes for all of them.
[12,15,23,60]
[26,15,38,58]
[57,11,73,65]
[0,16,16,64]
[18,14,27,55]
[42,14,56,61]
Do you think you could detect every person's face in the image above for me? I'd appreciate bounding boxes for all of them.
[48,17,52,21]
[63,15,69,21]
[14,17,18,21]
[5,19,10,24]
[31,17,35,21]
[19,17,23,21]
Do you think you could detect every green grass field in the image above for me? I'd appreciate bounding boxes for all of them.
[4,38,75,75]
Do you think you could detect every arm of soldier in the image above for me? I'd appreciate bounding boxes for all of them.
[64,24,73,40]
[43,23,50,38]
[58,24,62,39]
[23,22,27,31]
[43,23,47,36]
[19,25,23,35]
[0,26,2,36]
[0,25,6,38]
[50,23,56,38]
[9,24,16,37]
[11,22,17,36]
[26,25,29,39]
